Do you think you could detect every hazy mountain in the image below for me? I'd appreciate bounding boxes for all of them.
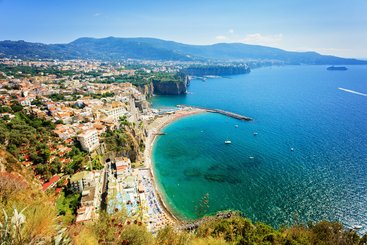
[0,37,366,65]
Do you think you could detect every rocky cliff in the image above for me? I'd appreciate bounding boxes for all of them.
[181,65,251,76]
[136,82,154,98]
[152,76,188,95]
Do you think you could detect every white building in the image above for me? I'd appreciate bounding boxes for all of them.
[115,157,131,177]
[77,129,100,152]
[100,105,127,122]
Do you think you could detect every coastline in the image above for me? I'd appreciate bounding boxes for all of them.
[143,107,206,225]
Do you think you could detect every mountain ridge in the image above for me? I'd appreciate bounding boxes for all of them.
[0,37,366,65]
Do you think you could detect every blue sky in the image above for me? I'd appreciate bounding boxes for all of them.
[0,0,366,58]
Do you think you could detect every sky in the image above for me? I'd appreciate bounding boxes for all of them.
[0,0,367,58]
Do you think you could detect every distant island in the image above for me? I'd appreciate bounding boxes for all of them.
[1,37,367,65]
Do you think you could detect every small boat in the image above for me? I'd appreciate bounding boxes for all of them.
[224,140,232,144]
[352,225,363,229]
[291,148,294,151]
[234,125,239,128]
[155,132,166,136]
[253,132,258,136]
[249,156,254,159]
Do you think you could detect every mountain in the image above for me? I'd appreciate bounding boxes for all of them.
[0,37,366,65]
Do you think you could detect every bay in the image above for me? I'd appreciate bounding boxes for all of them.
[151,65,367,230]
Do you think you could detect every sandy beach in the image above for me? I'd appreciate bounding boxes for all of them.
[142,107,206,227]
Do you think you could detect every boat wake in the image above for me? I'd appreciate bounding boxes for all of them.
[338,87,367,97]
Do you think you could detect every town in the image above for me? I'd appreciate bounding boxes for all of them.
[0,58,183,232]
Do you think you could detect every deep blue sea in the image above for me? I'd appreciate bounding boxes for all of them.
[151,65,367,231]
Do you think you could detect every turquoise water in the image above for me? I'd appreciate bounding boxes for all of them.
[151,65,367,230]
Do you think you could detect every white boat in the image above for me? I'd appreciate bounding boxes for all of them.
[224,140,232,144]
[353,225,362,229]
[249,156,254,159]
[253,132,258,136]
[291,148,294,151]
[234,125,239,128]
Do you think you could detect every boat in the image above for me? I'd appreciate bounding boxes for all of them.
[352,225,363,229]
[327,66,348,71]
[291,148,294,151]
[249,156,254,159]
[224,140,232,144]
[234,125,239,128]
[155,132,166,136]
[253,132,258,136]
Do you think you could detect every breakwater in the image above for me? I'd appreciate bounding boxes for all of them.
[177,105,252,121]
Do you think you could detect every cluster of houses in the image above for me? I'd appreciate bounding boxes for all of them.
[0,58,175,230]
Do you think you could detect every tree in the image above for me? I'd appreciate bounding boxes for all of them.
[10,104,23,112]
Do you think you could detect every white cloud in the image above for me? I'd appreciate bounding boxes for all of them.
[242,33,283,46]
[94,13,101,17]
[215,35,228,41]
[228,29,235,34]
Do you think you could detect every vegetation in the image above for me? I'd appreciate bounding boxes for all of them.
[151,72,185,83]
[49,92,114,102]
[101,119,143,163]
[89,91,115,99]
[49,92,81,102]
[88,70,185,87]
[0,153,65,244]
[68,210,367,244]
[89,154,104,170]
[0,110,86,180]
[56,185,81,224]
[71,209,154,244]
[0,105,12,113]
[0,63,75,78]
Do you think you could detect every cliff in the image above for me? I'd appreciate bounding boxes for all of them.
[136,82,154,98]
[121,125,145,163]
[181,65,251,76]
[152,80,187,95]
[152,75,189,95]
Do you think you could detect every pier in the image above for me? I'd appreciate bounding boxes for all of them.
[207,109,252,121]
[177,105,253,121]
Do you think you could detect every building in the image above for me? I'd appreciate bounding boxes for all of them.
[99,101,127,122]
[70,171,99,192]
[42,175,60,191]
[115,157,131,177]
[77,129,99,152]
[72,171,104,223]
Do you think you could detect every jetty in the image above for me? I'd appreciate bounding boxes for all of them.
[207,109,252,121]
[177,105,252,121]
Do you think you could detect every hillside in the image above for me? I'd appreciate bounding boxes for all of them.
[0,148,69,244]
[0,37,366,65]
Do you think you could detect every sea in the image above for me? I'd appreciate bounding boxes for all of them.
[150,65,367,231]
